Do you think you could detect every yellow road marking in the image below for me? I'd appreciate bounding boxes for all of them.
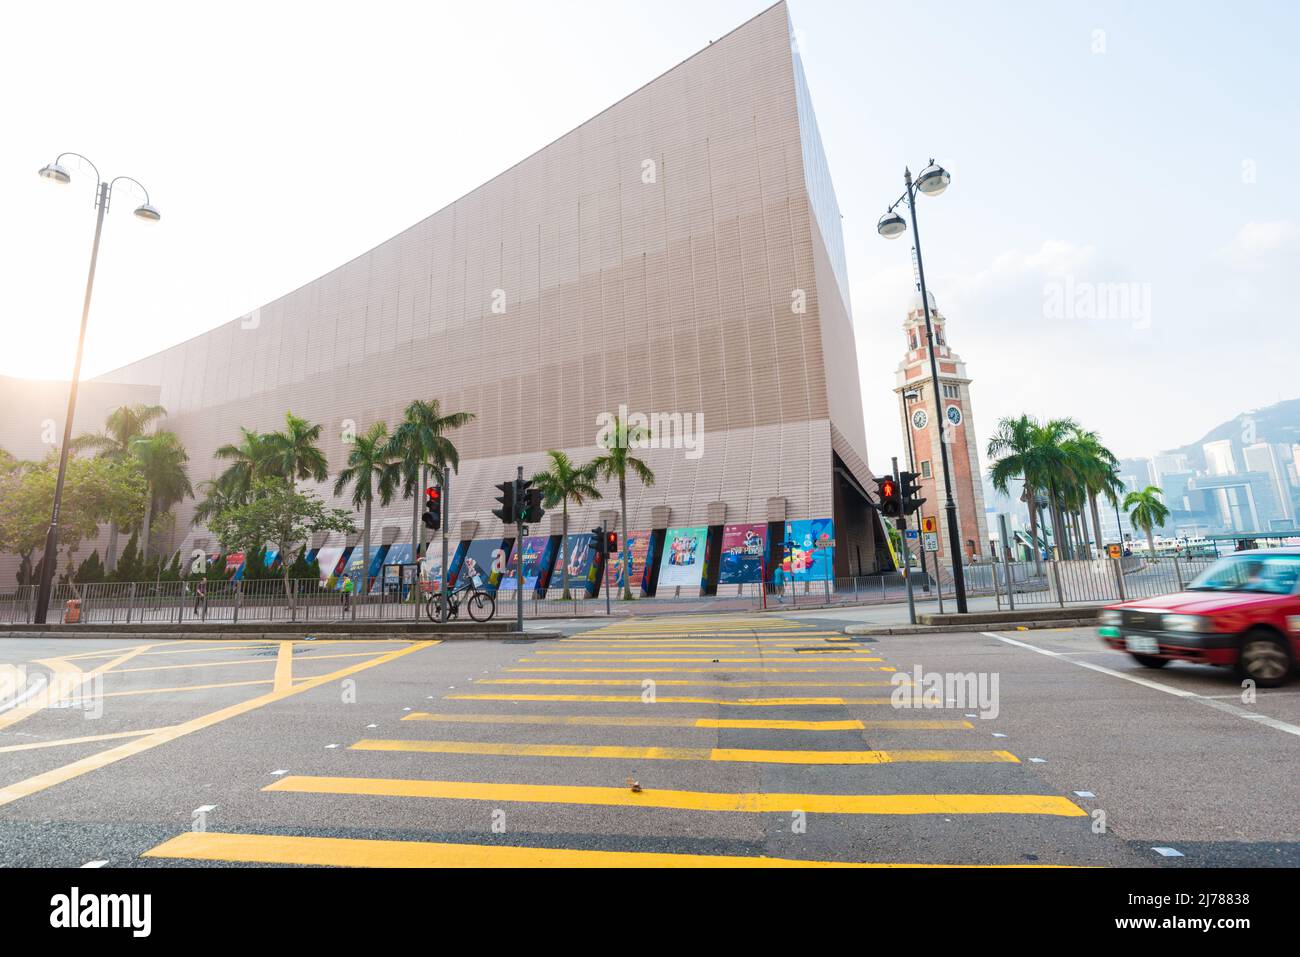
[107,650,385,675]
[264,777,1081,816]
[517,658,883,664]
[350,739,1018,765]
[274,641,294,691]
[534,648,874,655]
[475,678,900,688]
[0,727,171,753]
[505,666,898,674]
[101,679,276,698]
[0,645,153,731]
[142,831,1066,868]
[449,693,893,706]
[401,713,972,731]
[0,642,438,809]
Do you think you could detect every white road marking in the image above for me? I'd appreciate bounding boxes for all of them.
[1152,847,1185,858]
[81,860,108,868]
[984,632,1300,739]
[1074,790,1096,798]
[270,770,289,776]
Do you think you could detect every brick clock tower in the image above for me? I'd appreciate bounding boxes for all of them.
[893,290,990,568]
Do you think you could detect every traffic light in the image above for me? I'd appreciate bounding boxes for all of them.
[875,476,901,518]
[422,486,442,531]
[606,530,618,555]
[492,480,516,525]
[898,471,926,516]
[588,527,605,553]
[517,480,546,524]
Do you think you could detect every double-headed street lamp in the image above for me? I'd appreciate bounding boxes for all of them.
[31,153,161,624]
[878,160,968,613]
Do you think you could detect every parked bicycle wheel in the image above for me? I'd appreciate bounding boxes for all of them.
[424,594,443,622]
[466,590,495,622]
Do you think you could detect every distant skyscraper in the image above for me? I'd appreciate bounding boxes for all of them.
[1243,443,1294,521]
[1153,452,1189,485]
[1203,439,1237,476]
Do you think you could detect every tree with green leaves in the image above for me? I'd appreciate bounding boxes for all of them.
[590,416,656,600]
[1063,426,1122,558]
[208,478,356,607]
[212,427,273,504]
[131,430,193,563]
[532,450,601,599]
[333,421,399,595]
[988,415,1082,563]
[386,399,475,565]
[69,403,167,572]
[1124,486,1171,561]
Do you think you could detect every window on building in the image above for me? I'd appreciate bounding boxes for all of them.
[921,460,932,479]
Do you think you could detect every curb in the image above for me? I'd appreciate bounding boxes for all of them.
[845,619,1100,636]
[0,630,562,642]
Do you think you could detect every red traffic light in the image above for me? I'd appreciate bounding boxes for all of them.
[881,479,897,499]
[606,532,618,552]
[426,486,441,501]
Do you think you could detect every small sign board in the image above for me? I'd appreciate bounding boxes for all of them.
[921,517,938,534]
[923,532,940,553]
[905,529,919,540]
[1107,543,1122,559]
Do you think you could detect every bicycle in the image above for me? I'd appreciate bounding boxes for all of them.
[424,579,496,623]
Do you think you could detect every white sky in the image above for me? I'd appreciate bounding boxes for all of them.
[2,0,1297,475]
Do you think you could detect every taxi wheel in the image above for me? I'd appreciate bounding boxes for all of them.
[1130,654,1169,669]
[1235,630,1293,688]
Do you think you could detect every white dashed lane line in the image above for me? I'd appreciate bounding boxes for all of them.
[984,632,1300,738]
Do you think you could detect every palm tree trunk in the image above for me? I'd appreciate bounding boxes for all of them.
[1048,481,1067,560]
[1077,507,1092,559]
[1088,492,1104,558]
[141,493,155,566]
[362,499,372,597]
[1145,526,1157,562]
[619,475,632,600]
[106,523,120,573]
[561,499,571,599]
[1026,486,1041,573]
[410,470,420,568]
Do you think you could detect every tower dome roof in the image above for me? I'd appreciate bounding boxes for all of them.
[910,289,938,314]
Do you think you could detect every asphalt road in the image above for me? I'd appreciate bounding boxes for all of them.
[0,612,1295,868]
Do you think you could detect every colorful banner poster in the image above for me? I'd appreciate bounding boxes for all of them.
[339,543,389,593]
[551,534,598,595]
[783,518,835,581]
[718,524,766,585]
[658,526,709,590]
[419,552,444,590]
[313,546,348,588]
[499,537,548,591]
[460,540,510,593]
[613,530,651,592]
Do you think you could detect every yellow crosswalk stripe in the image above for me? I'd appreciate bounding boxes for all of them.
[142,831,1067,868]
[264,777,1083,817]
[448,692,894,705]
[348,739,1019,765]
[401,713,972,730]
[533,649,872,656]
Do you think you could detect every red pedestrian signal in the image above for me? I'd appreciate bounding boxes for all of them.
[606,531,618,554]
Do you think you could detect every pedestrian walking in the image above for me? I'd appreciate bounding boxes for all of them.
[341,576,355,614]
[193,578,207,617]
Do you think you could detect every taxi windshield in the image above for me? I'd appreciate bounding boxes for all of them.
[1187,554,1300,595]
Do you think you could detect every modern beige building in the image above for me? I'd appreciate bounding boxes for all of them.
[46,1,887,588]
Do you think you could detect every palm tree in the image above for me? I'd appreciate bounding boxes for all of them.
[1064,427,1120,558]
[386,399,476,565]
[264,411,329,489]
[590,416,656,600]
[532,450,601,599]
[192,479,239,527]
[70,403,167,571]
[1124,486,1170,561]
[333,422,399,595]
[988,415,1044,570]
[213,427,273,503]
[131,431,193,562]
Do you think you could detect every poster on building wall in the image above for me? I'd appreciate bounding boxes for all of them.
[499,537,548,591]
[455,540,507,592]
[783,518,835,581]
[551,533,599,594]
[382,544,414,592]
[658,526,709,589]
[718,524,767,585]
[313,546,347,587]
[613,530,651,592]
[339,543,389,593]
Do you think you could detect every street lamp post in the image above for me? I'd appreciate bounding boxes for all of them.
[31,153,160,624]
[878,160,968,613]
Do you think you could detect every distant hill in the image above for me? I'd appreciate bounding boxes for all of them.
[1165,397,1300,469]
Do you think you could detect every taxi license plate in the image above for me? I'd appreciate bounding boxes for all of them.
[1126,635,1159,654]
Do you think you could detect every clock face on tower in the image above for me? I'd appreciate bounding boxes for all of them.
[946,406,964,428]
[911,409,929,431]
